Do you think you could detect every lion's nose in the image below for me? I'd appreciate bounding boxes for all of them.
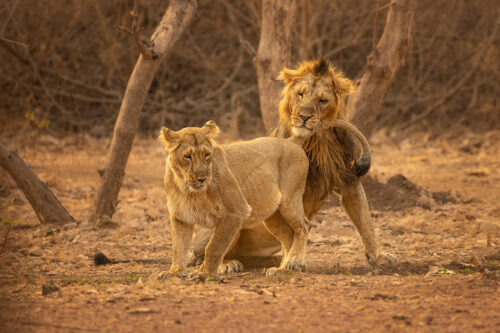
[197,177,207,184]
[300,114,312,122]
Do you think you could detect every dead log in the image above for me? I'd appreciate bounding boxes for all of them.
[0,143,74,225]
[255,0,296,133]
[89,0,197,224]
[347,0,415,138]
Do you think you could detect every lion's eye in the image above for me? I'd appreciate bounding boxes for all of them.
[297,92,304,97]
[205,152,211,158]
[319,98,328,104]
[183,154,192,160]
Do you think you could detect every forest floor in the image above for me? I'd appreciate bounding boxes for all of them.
[0,129,499,332]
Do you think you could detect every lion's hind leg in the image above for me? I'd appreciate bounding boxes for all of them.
[218,259,244,274]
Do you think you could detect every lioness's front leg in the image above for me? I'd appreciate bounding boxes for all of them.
[340,180,396,266]
[199,217,242,277]
[169,217,194,275]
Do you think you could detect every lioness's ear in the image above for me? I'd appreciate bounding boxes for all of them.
[158,126,180,150]
[202,120,220,138]
[278,67,300,84]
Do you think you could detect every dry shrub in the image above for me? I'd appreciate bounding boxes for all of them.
[1,0,498,139]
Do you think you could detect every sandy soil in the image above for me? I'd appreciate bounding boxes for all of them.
[0,131,499,332]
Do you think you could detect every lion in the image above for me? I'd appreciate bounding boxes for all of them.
[190,59,395,270]
[159,120,312,277]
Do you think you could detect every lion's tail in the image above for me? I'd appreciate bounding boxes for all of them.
[322,119,371,177]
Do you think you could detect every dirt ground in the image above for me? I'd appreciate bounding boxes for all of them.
[0,130,499,332]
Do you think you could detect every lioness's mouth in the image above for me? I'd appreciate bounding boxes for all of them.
[188,183,207,191]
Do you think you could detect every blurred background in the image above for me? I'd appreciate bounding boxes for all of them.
[1,0,499,140]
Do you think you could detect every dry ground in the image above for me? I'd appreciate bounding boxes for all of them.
[0,130,499,332]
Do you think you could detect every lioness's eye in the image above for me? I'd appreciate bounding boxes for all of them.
[205,152,211,158]
[184,154,192,159]
[298,92,304,97]
[319,98,328,104]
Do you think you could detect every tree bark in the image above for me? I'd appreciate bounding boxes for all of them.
[0,143,74,225]
[89,0,197,224]
[347,0,415,138]
[255,0,296,133]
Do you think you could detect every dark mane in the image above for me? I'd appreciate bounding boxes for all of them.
[313,59,329,75]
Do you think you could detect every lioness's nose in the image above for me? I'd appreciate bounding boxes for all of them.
[197,177,207,184]
[300,114,312,122]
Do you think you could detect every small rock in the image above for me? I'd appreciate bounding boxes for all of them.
[416,196,432,210]
[63,222,78,230]
[42,283,59,296]
[29,247,43,257]
[127,307,159,314]
[71,234,82,243]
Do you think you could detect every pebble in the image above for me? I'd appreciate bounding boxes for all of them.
[29,247,43,256]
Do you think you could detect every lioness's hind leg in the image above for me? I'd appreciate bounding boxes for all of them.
[278,196,308,272]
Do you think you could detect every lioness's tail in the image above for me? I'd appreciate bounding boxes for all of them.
[322,119,371,177]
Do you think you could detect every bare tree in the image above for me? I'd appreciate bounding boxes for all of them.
[0,143,74,225]
[347,0,415,138]
[255,0,296,133]
[89,0,197,224]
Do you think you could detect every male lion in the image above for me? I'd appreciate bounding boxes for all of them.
[191,59,394,270]
[159,120,311,277]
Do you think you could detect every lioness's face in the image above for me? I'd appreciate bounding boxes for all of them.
[288,73,337,136]
[160,121,219,192]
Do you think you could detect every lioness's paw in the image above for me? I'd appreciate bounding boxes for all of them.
[265,267,299,277]
[218,260,244,274]
[367,252,398,267]
[189,270,218,282]
[161,266,187,278]
[284,257,306,272]
[265,267,284,277]
[158,270,181,280]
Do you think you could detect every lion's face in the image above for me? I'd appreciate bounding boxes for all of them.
[288,73,339,136]
[279,59,353,137]
[160,121,219,192]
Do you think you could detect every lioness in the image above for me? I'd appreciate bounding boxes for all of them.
[191,59,395,270]
[159,120,311,277]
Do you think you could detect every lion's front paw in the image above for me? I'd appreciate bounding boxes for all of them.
[218,260,244,274]
[367,252,398,267]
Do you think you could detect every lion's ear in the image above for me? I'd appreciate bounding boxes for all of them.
[331,71,354,96]
[202,120,220,138]
[159,126,180,150]
[278,67,300,84]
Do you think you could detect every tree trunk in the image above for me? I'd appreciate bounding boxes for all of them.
[255,0,296,133]
[347,0,415,138]
[89,0,197,224]
[0,143,74,225]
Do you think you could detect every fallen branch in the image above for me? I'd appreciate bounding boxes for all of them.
[0,143,74,225]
